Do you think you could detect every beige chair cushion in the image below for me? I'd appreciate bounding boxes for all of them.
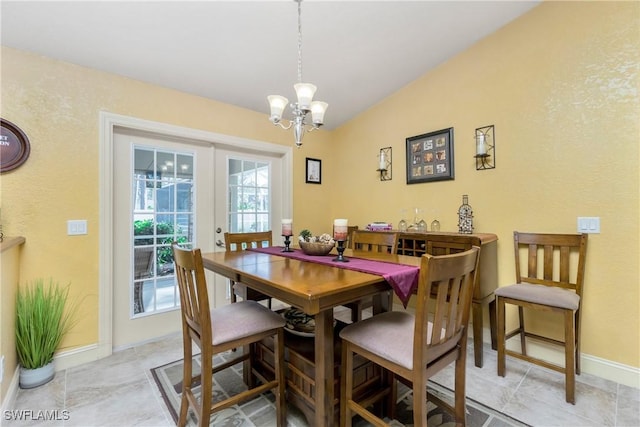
[339,311,444,370]
[211,300,285,346]
[495,283,580,310]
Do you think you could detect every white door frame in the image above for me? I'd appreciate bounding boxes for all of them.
[97,111,293,359]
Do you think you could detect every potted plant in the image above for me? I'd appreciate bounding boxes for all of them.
[15,278,77,388]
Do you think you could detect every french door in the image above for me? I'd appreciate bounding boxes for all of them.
[111,126,289,349]
[113,128,213,348]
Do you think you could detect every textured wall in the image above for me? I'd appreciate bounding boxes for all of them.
[0,47,334,349]
[331,1,639,367]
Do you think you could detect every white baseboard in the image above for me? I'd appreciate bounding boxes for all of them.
[1,365,20,416]
[486,327,640,389]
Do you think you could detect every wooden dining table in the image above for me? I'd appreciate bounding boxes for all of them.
[201,248,421,427]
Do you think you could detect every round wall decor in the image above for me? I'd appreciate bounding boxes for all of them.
[1,119,31,173]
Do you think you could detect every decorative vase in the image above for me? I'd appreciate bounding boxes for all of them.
[457,195,474,234]
[431,219,440,232]
[19,361,55,389]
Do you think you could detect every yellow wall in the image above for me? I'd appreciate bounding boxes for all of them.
[0,46,333,351]
[331,1,639,367]
[0,0,637,378]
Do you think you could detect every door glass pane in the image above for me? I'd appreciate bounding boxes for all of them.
[132,147,194,316]
[228,158,270,233]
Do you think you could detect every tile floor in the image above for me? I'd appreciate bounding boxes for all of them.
[4,314,639,427]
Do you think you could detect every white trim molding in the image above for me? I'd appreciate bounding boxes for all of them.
[98,111,293,360]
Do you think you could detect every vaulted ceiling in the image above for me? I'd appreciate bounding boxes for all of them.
[1,1,540,129]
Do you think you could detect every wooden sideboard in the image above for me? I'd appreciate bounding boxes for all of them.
[357,230,498,368]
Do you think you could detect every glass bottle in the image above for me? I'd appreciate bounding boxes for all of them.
[398,209,408,231]
[457,194,474,234]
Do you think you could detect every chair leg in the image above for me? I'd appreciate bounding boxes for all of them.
[199,352,213,427]
[413,374,428,427]
[564,310,576,404]
[575,310,581,375]
[274,329,286,427]
[178,341,192,427]
[497,296,506,377]
[340,343,354,427]
[518,306,527,355]
[454,346,468,426]
[489,297,497,351]
[472,301,483,368]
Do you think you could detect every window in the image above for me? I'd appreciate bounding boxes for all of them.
[228,159,270,233]
[132,147,194,316]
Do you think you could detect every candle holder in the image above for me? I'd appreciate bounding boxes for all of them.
[333,240,349,262]
[474,125,495,170]
[282,235,294,252]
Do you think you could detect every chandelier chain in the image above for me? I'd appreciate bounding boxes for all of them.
[297,0,303,84]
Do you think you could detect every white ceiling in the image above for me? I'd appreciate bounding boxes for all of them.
[1,1,540,130]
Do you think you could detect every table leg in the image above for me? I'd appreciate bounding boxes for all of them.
[314,309,335,427]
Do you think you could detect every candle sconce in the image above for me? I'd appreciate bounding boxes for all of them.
[377,147,392,181]
[474,125,495,170]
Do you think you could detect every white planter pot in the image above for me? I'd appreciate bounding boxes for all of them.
[19,362,55,389]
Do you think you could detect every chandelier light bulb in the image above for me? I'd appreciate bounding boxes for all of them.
[294,83,317,110]
[310,101,328,125]
[267,95,289,123]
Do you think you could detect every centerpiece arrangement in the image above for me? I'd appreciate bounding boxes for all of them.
[298,229,335,256]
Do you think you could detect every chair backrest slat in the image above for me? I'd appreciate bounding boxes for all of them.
[352,230,399,254]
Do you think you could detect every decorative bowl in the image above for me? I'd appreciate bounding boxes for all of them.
[299,241,335,256]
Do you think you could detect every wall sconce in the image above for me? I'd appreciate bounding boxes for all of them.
[377,147,392,181]
[474,125,495,170]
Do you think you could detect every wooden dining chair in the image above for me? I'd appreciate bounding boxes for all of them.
[346,225,359,249]
[224,231,273,308]
[345,230,400,322]
[340,247,481,426]
[172,243,287,427]
[495,232,588,404]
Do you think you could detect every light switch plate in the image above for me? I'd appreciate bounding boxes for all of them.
[577,217,600,234]
[67,220,88,235]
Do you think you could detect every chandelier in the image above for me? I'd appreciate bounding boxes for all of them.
[267,0,328,148]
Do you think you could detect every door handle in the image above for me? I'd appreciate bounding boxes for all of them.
[216,227,222,233]
[216,239,225,248]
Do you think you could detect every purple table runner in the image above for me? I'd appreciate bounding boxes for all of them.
[250,246,419,307]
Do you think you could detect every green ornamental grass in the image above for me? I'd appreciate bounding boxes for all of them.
[15,279,77,370]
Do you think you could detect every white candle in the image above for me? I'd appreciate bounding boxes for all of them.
[476,134,486,155]
[333,219,348,241]
[379,151,386,170]
[281,219,293,236]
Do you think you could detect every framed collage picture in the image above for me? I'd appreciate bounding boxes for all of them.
[405,127,454,184]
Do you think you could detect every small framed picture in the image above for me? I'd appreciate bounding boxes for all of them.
[406,127,454,184]
[305,157,321,184]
